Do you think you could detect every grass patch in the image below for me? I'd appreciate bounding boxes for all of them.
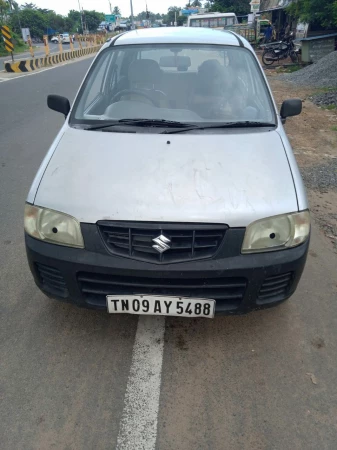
[322,104,337,110]
[311,87,337,96]
[0,43,29,57]
[285,64,301,73]
[331,126,337,132]
[316,87,335,93]
[275,64,302,73]
[0,33,28,57]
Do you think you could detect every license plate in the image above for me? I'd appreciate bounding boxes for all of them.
[106,295,215,318]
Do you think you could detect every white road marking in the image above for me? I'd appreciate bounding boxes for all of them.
[116,316,165,450]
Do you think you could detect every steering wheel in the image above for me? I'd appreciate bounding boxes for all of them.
[111,89,159,107]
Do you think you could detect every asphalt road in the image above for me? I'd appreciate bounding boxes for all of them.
[1,58,337,450]
[0,42,81,67]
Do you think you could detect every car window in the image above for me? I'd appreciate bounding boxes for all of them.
[79,50,113,112]
[72,44,275,126]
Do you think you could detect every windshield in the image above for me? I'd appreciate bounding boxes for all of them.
[70,44,275,128]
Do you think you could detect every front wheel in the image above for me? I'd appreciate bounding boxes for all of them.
[290,50,299,63]
[262,49,276,66]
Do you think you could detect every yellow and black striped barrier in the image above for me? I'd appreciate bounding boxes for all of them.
[1,25,14,54]
[4,45,102,73]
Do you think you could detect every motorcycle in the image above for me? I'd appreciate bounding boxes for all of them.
[262,33,299,66]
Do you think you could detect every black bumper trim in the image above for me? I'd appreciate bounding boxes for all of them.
[25,233,309,315]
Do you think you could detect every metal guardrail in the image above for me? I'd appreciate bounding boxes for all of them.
[225,24,258,43]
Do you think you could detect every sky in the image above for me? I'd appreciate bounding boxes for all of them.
[30,0,190,16]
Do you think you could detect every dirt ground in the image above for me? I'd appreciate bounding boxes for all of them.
[266,74,337,251]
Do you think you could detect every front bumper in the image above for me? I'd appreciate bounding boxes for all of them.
[25,227,309,315]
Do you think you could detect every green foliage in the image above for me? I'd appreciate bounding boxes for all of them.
[0,0,9,26]
[112,6,121,16]
[287,0,337,28]
[323,104,337,110]
[209,0,250,16]
[66,9,81,32]
[276,64,302,73]
[82,10,105,32]
[2,0,253,42]
[20,2,36,8]
[10,7,46,36]
[165,6,187,26]
[135,10,165,22]
[0,30,26,56]
[7,4,105,37]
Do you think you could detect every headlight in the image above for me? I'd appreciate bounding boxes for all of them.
[242,210,310,254]
[24,204,84,248]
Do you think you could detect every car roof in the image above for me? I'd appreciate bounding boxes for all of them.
[107,27,250,49]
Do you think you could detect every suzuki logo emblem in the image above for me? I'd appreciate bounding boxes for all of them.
[152,234,171,254]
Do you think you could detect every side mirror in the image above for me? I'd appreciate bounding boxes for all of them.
[47,95,70,118]
[280,98,302,123]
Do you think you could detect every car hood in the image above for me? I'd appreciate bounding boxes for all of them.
[35,127,298,227]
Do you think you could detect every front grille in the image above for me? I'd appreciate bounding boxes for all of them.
[35,263,68,298]
[78,272,246,309]
[98,222,227,263]
[257,272,293,304]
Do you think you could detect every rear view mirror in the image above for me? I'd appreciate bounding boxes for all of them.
[280,98,302,123]
[47,95,70,118]
[159,56,191,72]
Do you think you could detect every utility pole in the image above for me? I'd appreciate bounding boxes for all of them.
[109,1,112,14]
[77,0,84,34]
[146,1,150,27]
[130,0,135,29]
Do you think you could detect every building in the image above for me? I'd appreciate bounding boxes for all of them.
[258,0,294,38]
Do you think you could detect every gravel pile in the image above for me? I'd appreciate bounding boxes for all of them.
[301,159,337,192]
[280,50,337,88]
[309,90,337,107]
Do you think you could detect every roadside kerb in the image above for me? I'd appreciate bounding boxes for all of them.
[3,45,102,73]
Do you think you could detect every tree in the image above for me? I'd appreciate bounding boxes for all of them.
[82,10,105,32]
[0,0,9,25]
[209,0,250,16]
[164,6,187,26]
[20,2,37,8]
[10,7,46,36]
[65,10,81,32]
[112,6,121,16]
[7,4,111,37]
[45,11,66,33]
[287,0,337,28]
[191,0,202,6]
[37,8,53,15]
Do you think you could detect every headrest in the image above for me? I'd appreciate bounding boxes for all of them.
[128,59,162,84]
[198,59,224,78]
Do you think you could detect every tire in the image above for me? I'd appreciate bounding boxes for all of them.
[262,49,276,66]
[290,51,299,63]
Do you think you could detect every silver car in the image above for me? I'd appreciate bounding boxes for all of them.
[24,28,310,318]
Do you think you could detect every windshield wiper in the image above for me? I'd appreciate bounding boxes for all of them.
[161,121,276,134]
[81,119,193,131]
